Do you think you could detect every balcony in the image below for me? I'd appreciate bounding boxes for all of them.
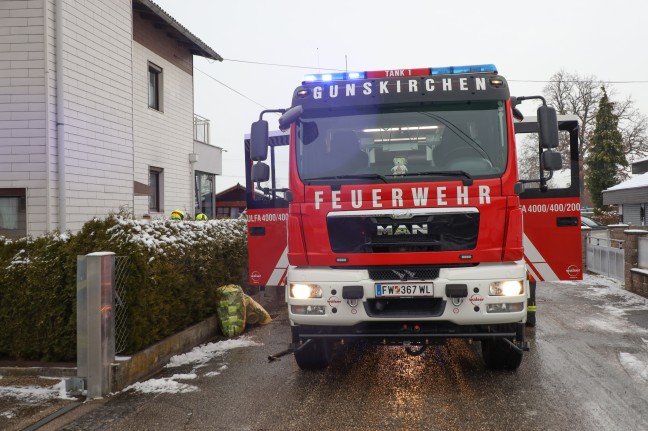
[194,114,210,144]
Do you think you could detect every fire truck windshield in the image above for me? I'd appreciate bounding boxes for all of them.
[296,101,508,184]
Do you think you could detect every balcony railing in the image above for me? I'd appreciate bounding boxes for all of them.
[194,114,210,144]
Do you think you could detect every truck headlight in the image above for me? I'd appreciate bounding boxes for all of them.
[489,280,523,296]
[290,283,322,299]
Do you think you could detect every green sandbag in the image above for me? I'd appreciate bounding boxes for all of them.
[243,294,272,325]
[215,284,246,337]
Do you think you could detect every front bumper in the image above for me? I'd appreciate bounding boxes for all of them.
[287,261,528,328]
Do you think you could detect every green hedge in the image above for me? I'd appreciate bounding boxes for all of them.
[0,215,247,361]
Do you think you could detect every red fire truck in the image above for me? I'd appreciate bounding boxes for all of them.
[245,64,581,370]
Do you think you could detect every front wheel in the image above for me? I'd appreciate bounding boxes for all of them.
[481,339,523,371]
[294,339,332,370]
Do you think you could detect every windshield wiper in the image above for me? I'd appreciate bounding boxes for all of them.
[401,170,473,186]
[305,173,388,183]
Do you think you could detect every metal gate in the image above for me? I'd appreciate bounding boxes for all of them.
[115,256,129,354]
[585,235,624,282]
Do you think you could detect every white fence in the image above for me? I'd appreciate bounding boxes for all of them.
[586,235,625,282]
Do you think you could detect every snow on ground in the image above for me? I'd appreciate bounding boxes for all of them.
[126,336,262,394]
[618,351,648,382]
[560,273,648,319]
[0,378,74,403]
[559,274,648,381]
[0,377,75,420]
[126,374,199,395]
[165,336,262,369]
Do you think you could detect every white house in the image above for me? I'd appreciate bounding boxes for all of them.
[0,0,222,239]
[603,158,648,225]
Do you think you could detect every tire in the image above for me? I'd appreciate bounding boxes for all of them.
[294,339,332,370]
[481,339,523,371]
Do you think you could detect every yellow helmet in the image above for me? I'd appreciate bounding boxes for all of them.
[195,213,208,221]
[170,209,184,220]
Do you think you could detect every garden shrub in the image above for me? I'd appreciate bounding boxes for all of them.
[0,215,248,361]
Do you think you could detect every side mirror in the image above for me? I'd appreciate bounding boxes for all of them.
[278,105,304,130]
[251,162,270,182]
[537,105,559,149]
[541,150,562,171]
[250,120,269,161]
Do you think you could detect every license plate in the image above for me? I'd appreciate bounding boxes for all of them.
[375,283,434,297]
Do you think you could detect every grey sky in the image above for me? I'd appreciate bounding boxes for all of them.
[154,0,648,191]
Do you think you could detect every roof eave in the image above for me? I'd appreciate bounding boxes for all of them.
[134,0,223,61]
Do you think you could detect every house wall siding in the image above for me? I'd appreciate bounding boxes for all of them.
[58,0,134,231]
[0,0,49,235]
[2,0,213,235]
[132,38,194,218]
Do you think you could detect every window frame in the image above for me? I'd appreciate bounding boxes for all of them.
[0,188,27,239]
[194,171,216,218]
[149,167,163,213]
[148,62,163,111]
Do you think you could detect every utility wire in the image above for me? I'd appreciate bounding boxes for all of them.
[189,55,648,117]
[509,79,648,84]
[193,65,270,110]
[223,58,344,72]
[222,58,648,84]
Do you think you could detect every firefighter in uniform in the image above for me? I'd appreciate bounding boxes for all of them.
[526,274,536,327]
[170,209,185,220]
[195,213,208,221]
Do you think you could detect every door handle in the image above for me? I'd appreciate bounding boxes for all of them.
[249,226,266,236]
[556,216,578,227]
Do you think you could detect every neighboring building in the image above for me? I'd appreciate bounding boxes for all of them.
[0,0,222,239]
[603,159,648,225]
[215,183,247,219]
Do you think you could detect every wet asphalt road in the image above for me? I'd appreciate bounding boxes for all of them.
[45,278,648,431]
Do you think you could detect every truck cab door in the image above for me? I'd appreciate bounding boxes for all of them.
[515,117,583,281]
[244,131,290,289]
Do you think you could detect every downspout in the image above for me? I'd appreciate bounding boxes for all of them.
[43,0,51,232]
[55,0,66,231]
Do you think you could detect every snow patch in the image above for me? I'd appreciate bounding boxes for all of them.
[1,410,15,419]
[619,352,648,382]
[127,378,198,394]
[166,336,262,369]
[0,379,72,402]
[126,337,260,394]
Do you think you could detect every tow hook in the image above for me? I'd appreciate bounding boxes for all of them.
[503,338,529,353]
[268,340,312,362]
[403,341,428,357]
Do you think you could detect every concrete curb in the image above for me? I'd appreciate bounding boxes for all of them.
[0,366,76,378]
[111,315,218,392]
[0,316,219,393]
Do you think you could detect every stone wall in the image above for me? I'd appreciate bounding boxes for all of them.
[621,228,648,299]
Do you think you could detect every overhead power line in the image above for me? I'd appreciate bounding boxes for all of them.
[509,79,648,84]
[188,55,648,115]
[222,58,648,84]
[223,58,344,72]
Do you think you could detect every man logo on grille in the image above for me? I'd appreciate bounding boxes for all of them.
[377,224,428,236]
[391,269,417,281]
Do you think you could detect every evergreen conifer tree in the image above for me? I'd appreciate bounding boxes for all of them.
[586,87,627,213]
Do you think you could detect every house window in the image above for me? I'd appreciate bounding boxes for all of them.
[149,167,163,212]
[194,171,215,218]
[216,207,229,219]
[0,189,27,239]
[148,63,162,110]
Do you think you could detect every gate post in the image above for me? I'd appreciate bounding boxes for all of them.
[623,230,648,291]
[76,252,116,398]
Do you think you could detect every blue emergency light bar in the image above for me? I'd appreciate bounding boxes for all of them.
[430,64,497,75]
[302,64,497,83]
[303,71,367,82]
